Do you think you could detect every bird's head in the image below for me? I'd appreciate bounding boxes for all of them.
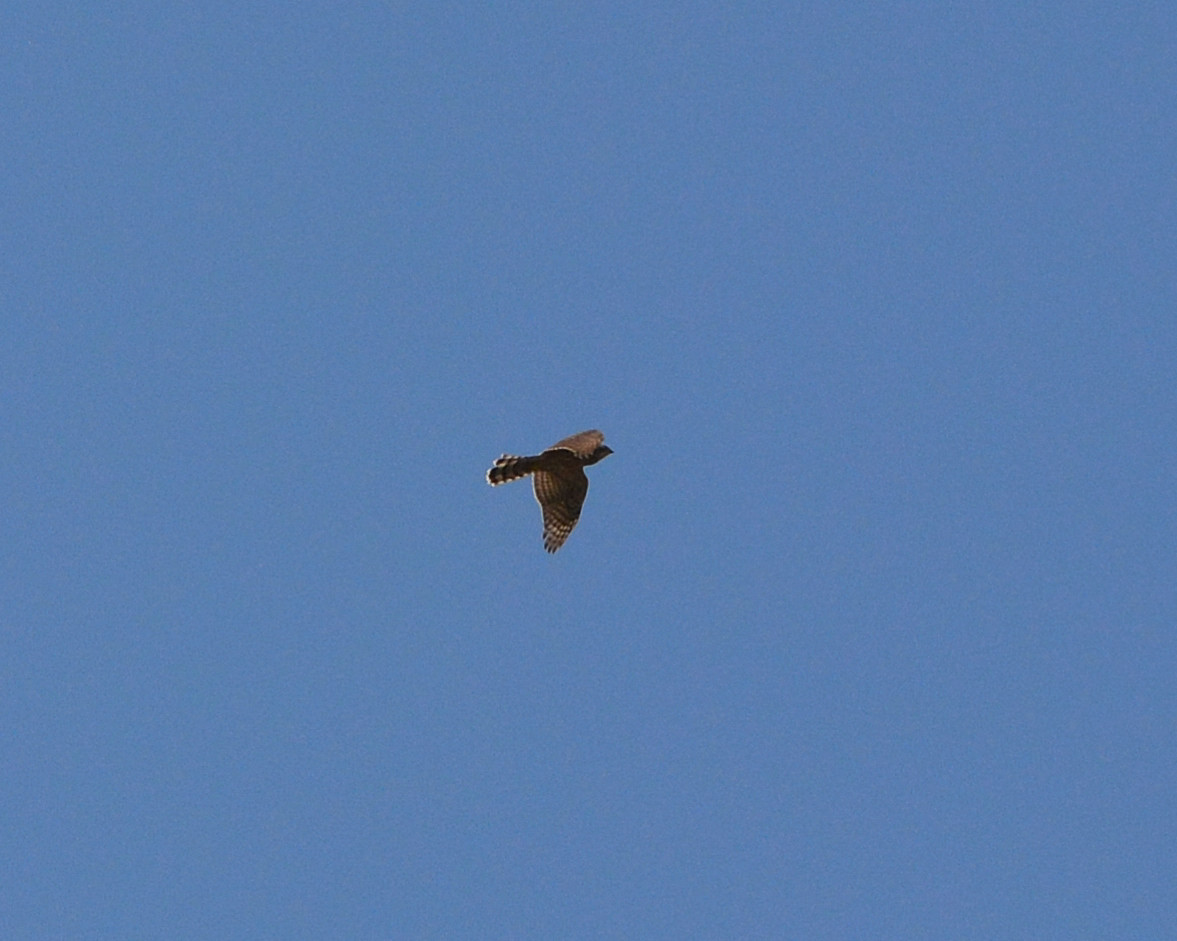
[587,444,614,465]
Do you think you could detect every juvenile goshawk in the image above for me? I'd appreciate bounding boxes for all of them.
[486,429,613,553]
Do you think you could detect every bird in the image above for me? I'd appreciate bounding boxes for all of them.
[486,430,613,552]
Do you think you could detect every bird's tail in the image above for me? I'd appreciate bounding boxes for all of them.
[487,454,540,485]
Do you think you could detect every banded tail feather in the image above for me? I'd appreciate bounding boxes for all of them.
[487,454,541,485]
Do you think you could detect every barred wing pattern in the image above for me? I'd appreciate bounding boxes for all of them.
[547,429,606,458]
[532,467,590,553]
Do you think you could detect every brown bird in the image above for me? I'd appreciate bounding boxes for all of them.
[487,430,613,552]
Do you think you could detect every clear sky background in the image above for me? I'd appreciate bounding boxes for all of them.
[3,3,1175,938]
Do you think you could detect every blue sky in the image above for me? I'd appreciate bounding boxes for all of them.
[3,3,1175,938]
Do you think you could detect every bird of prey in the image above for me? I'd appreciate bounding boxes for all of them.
[486,430,613,552]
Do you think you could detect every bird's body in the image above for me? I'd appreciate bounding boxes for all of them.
[487,430,613,552]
